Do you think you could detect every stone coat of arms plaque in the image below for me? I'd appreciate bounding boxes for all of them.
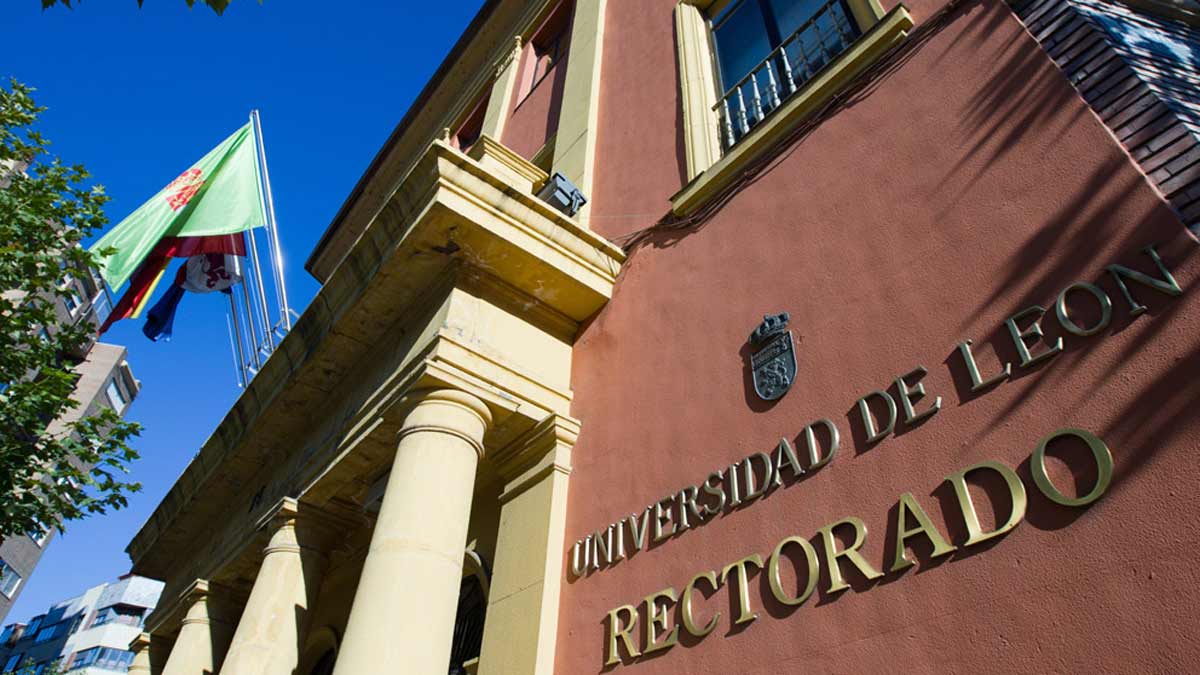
[749,313,796,401]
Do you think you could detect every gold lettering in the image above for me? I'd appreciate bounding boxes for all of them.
[1031,428,1114,507]
[891,492,956,572]
[728,461,742,506]
[742,452,773,501]
[570,538,590,577]
[1055,282,1112,337]
[627,507,653,552]
[856,391,897,444]
[642,587,679,655]
[802,418,841,469]
[956,339,1010,392]
[894,366,941,425]
[817,517,884,593]
[676,486,705,530]
[1106,244,1182,316]
[767,536,819,606]
[944,460,1027,547]
[1005,305,1062,368]
[605,604,640,666]
[720,554,764,625]
[702,470,726,516]
[593,524,614,568]
[681,571,721,638]
[653,497,676,543]
[772,437,804,487]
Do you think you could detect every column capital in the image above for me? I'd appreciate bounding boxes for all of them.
[395,388,493,459]
[130,631,152,652]
[257,497,357,556]
[491,414,579,503]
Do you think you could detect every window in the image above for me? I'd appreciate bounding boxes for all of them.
[91,289,112,325]
[104,379,127,414]
[517,0,573,102]
[23,617,42,635]
[672,0,913,211]
[0,561,21,599]
[93,605,145,629]
[529,23,567,88]
[72,648,97,668]
[2,654,21,673]
[0,625,13,644]
[31,526,50,548]
[72,647,131,671]
[32,624,56,644]
[711,0,860,147]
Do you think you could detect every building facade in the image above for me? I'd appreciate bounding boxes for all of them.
[0,264,140,624]
[124,0,1200,673]
[0,574,163,674]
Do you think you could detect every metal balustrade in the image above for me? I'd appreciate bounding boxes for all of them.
[714,0,861,149]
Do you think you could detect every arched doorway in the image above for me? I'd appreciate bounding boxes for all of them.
[448,550,490,674]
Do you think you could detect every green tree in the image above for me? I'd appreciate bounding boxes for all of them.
[0,79,142,540]
[41,0,239,14]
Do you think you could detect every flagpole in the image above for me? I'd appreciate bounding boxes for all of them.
[227,294,248,387]
[250,109,293,331]
[242,228,275,352]
[244,114,276,352]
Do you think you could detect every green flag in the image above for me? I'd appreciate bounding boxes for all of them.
[90,122,265,290]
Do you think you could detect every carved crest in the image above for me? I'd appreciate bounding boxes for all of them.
[749,313,796,401]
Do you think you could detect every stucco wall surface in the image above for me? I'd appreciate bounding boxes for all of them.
[561,0,1200,673]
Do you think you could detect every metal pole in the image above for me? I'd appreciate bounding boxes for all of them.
[238,277,263,371]
[242,227,275,352]
[227,294,247,388]
[250,109,293,330]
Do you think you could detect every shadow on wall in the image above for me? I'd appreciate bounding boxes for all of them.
[614,0,991,254]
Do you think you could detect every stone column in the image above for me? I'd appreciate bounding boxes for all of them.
[128,632,152,674]
[161,581,234,675]
[219,499,332,675]
[478,415,577,675]
[332,389,492,675]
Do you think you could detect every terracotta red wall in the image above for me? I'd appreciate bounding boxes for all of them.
[562,0,1200,673]
[502,47,568,160]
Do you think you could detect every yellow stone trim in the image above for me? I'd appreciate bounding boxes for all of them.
[477,414,578,675]
[671,5,913,216]
[482,36,524,140]
[550,0,607,227]
[675,2,722,181]
[467,133,550,192]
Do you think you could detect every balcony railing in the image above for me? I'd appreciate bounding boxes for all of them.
[714,0,861,149]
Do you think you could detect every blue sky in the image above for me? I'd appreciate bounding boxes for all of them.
[5,0,484,620]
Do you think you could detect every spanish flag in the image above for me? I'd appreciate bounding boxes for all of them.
[90,123,265,334]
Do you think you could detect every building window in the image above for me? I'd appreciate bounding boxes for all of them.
[711,0,860,147]
[91,289,112,325]
[32,625,56,644]
[0,561,21,599]
[104,379,127,414]
[672,0,913,210]
[1,654,21,673]
[23,616,42,635]
[91,605,144,629]
[31,526,50,548]
[517,0,573,102]
[0,625,13,645]
[72,647,131,671]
